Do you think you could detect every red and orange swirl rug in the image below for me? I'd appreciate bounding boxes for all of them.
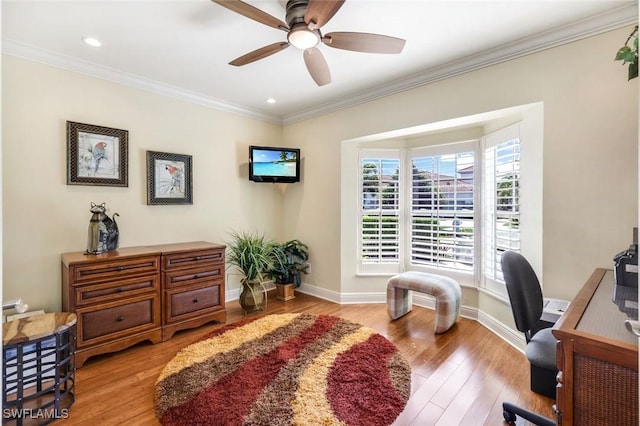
[155,313,411,426]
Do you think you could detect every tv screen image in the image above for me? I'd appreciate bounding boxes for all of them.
[253,149,296,177]
[249,146,300,183]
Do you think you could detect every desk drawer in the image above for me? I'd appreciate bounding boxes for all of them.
[74,274,159,306]
[71,255,160,284]
[165,283,222,324]
[163,249,224,271]
[77,294,160,347]
[163,264,223,289]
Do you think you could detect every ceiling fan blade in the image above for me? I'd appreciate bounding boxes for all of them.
[304,0,345,30]
[322,32,406,54]
[229,42,290,66]
[211,0,288,31]
[303,47,331,86]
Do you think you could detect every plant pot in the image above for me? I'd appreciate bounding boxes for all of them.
[275,283,295,301]
[239,281,266,314]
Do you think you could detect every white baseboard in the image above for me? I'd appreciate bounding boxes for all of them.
[412,292,479,321]
[232,281,522,351]
[296,283,479,321]
[296,282,342,303]
[478,310,526,353]
[226,281,275,302]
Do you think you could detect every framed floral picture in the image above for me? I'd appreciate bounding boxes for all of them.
[67,121,128,186]
[146,151,193,205]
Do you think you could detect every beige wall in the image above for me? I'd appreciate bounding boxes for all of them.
[2,56,284,312]
[2,27,638,327]
[282,27,638,322]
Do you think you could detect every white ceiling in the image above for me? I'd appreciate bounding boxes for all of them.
[2,1,637,124]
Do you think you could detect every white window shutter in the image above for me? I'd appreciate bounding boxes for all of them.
[359,150,402,274]
[409,147,476,273]
[482,124,521,292]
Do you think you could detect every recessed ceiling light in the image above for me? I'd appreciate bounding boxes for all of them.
[266,98,276,104]
[82,37,102,47]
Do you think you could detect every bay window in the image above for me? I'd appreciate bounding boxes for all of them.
[357,123,522,291]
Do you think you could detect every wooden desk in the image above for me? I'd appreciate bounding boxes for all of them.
[553,269,638,426]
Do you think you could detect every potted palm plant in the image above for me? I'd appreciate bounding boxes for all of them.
[226,231,279,313]
[268,239,309,301]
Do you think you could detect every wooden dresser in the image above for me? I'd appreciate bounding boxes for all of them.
[61,241,226,367]
[553,268,638,426]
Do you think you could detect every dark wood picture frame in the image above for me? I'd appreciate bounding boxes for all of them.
[67,121,128,187]
[146,151,193,205]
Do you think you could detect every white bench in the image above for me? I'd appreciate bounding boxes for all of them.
[387,271,461,333]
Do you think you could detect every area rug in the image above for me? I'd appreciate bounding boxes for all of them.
[155,313,411,426]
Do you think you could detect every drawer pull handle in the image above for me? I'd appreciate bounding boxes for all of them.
[195,256,201,261]
[117,287,124,292]
[117,266,124,271]
[117,316,124,322]
[194,274,200,279]
[193,298,199,303]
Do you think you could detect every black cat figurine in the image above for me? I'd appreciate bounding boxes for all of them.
[86,202,119,254]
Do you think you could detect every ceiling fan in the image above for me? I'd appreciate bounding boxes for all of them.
[211,0,406,86]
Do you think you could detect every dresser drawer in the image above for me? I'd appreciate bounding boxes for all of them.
[77,294,160,348]
[163,264,223,289]
[74,274,159,306]
[163,249,224,271]
[165,283,222,324]
[61,242,227,366]
[70,255,160,284]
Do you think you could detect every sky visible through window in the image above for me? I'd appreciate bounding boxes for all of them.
[363,153,476,178]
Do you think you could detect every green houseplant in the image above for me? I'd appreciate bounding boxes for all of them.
[615,25,638,80]
[226,231,279,313]
[268,240,309,301]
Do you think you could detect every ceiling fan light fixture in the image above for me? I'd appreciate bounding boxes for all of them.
[287,25,319,50]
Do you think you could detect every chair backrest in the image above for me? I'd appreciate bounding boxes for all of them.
[501,251,544,342]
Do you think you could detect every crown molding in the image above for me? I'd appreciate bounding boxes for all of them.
[282,2,639,125]
[2,39,283,125]
[3,3,637,127]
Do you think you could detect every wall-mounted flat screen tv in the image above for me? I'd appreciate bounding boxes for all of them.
[249,145,301,183]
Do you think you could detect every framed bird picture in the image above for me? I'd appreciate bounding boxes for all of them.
[146,151,193,205]
[67,121,128,187]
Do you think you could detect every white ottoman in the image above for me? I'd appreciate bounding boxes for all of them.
[387,271,461,333]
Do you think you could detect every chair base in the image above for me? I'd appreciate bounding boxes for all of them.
[503,402,555,426]
[531,363,557,399]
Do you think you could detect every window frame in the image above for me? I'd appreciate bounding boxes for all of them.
[355,122,528,296]
[406,140,480,286]
[357,149,405,275]
[481,123,522,298]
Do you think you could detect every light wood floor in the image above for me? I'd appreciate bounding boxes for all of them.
[57,292,554,425]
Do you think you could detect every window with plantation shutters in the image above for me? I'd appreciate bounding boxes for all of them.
[356,122,528,290]
[359,151,402,273]
[483,124,521,291]
[409,143,476,273]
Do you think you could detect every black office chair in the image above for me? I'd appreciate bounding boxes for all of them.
[501,250,556,426]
